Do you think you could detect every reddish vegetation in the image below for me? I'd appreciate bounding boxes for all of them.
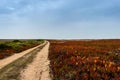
[49,40,120,80]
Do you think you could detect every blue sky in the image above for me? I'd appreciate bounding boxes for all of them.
[0,0,120,39]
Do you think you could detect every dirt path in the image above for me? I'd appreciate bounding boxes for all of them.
[0,42,46,69]
[20,42,51,80]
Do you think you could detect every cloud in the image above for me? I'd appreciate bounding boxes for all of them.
[0,0,120,39]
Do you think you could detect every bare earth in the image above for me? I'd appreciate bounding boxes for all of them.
[0,42,46,69]
[20,42,51,80]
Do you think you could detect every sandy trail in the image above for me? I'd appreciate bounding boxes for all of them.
[20,42,51,80]
[0,42,46,70]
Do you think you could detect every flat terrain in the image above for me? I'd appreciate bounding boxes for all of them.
[0,43,45,69]
[20,42,51,80]
[0,39,120,80]
[49,40,120,80]
[0,41,50,80]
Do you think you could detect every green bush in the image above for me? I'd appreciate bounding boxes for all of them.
[0,43,11,50]
[12,40,21,43]
[0,40,44,53]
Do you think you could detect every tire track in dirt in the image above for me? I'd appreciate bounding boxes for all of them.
[20,42,51,80]
[0,42,46,70]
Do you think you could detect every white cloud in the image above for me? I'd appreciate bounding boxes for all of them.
[7,7,15,10]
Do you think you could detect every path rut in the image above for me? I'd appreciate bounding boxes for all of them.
[0,42,46,70]
[20,42,51,80]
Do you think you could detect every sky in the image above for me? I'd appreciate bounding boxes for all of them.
[0,0,120,39]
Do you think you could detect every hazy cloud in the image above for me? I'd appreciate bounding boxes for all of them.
[0,0,120,39]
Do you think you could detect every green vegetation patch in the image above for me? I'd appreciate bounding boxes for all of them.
[0,40,44,59]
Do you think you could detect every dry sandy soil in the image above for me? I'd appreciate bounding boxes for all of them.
[0,42,46,69]
[20,42,51,80]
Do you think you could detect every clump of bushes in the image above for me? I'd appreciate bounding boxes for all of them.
[0,40,44,59]
[0,43,12,50]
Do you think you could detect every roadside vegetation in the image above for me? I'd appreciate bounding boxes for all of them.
[49,40,120,80]
[0,40,44,59]
[0,42,47,80]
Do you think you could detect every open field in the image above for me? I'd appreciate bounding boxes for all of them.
[0,39,120,80]
[49,40,120,80]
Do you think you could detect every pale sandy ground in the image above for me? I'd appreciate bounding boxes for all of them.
[20,42,51,80]
[0,42,46,69]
